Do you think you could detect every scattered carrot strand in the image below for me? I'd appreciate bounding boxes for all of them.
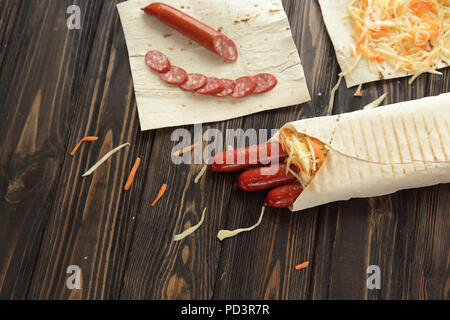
[70,137,99,157]
[308,137,326,163]
[173,144,200,157]
[295,261,310,271]
[124,158,142,191]
[152,184,168,207]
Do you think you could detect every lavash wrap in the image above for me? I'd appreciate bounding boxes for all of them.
[273,93,450,212]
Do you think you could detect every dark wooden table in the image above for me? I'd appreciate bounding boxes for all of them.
[0,0,448,300]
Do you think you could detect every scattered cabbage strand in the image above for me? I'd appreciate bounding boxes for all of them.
[279,129,328,188]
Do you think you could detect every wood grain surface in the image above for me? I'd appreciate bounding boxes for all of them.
[0,0,448,300]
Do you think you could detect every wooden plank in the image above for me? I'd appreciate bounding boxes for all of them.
[405,184,450,299]
[365,69,450,300]
[0,0,447,301]
[25,0,152,300]
[119,120,245,299]
[0,0,104,299]
[120,0,450,300]
[119,0,317,300]
[309,77,432,298]
[212,0,324,299]
[0,0,21,70]
[309,46,448,300]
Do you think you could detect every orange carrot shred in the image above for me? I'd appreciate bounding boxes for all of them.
[124,158,142,191]
[295,261,310,271]
[308,137,325,163]
[70,137,99,157]
[173,144,200,157]
[152,184,168,207]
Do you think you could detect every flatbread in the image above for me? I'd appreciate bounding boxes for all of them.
[318,0,449,88]
[274,93,450,212]
[117,0,311,131]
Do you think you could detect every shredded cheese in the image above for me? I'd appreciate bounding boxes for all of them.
[173,208,207,242]
[217,207,265,241]
[82,143,130,177]
[194,165,207,184]
[364,92,388,109]
[346,0,450,83]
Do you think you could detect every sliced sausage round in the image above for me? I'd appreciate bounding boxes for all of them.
[160,66,188,85]
[254,73,278,94]
[214,79,235,97]
[180,73,208,91]
[231,76,257,98]
[196,77,224,95]
[213,35,238,62]
[145,50,171,73]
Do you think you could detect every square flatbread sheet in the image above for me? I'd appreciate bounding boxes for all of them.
[117,0,311,131]
[318,0,449,88]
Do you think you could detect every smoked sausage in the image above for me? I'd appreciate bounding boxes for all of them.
[254,73,278,94]
[142,3,238,61]
[209,142,288,173]
[160,66,188,85]
[145,50,171,73]
[237,163,298,192]
[264,183,303,208]
[231,76,257,98]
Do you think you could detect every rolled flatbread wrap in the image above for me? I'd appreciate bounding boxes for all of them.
[274,93,450,212]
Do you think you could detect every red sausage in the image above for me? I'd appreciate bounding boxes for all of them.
[264,183,303,208]
[196,77,224,95]
[231,76,257,98]
[145,50,171,73]
[142,3,238,62]
[214,79,235,97]
[254,73,278,94]
[237,163,298,192]
[160,66,188,85]
[209,142,288,173]
[180,73,207,91]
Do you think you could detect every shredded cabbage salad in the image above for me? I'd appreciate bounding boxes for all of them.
[343,0,450,83]
[279,128,329,188]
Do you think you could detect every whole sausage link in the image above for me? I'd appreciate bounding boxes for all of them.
[264,183,303,208]
[208,142,288,173]
[142,3,238,61]
[237,163,298,192]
